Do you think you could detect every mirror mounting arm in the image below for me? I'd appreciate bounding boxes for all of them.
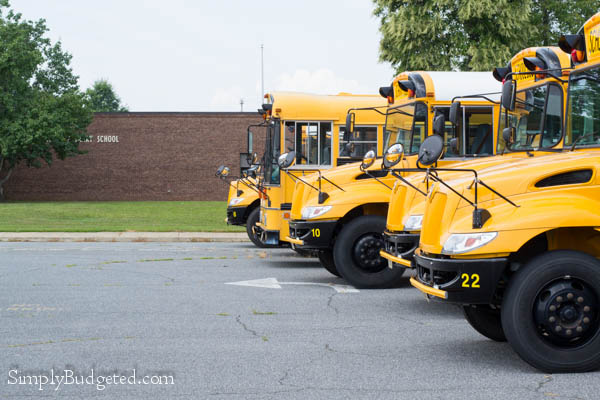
[389,170,427,196]
[318,171,345,192]
[283,170,320,192]
[360,166,392,190]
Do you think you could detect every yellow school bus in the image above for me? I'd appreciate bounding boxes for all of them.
[380,46,571,284]
[256,92,388,248]
[217,124,266,247]
[285,71,501,285]
[410,13,600,372]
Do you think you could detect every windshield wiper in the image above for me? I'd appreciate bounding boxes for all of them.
[570,131,598,151]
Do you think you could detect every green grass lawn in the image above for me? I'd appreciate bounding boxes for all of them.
[0,201,245,232]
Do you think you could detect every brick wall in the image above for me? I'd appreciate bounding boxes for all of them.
[4,112,265,201]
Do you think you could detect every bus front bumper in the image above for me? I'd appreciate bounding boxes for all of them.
[226,206,248,225]
[411,252,508,304]
[287,220,337,249]
[380,231,420,268]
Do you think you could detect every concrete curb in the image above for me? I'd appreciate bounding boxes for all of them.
[0,232,250,243]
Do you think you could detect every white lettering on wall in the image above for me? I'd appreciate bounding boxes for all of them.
[96,135,120,143]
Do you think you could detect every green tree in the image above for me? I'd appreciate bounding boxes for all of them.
[374,0,594,72]
[85,79,128,112]
[0,0,92,198]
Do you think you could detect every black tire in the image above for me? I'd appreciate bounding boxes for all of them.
[318,249,340,277]
[463,305,506,342]
[333,215,405,289]
[501,250,600,373]
[246,207,268,248]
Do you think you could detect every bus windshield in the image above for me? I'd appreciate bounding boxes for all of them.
[497,83,562,152]
[383,102,427,154]
[565,67,600,148]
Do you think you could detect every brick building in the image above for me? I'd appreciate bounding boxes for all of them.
[5,112,265,201]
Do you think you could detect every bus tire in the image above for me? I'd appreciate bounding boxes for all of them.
[318,249,340,277]
[333,215,404,289]
[462,305,506,342]
[246,208,269,248]
[501,250,600,372]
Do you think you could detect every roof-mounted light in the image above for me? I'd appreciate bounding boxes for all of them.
[558,34,585,64]
[398,80,415,98]
[492,66,510,82]
[523,57,547,80]
[379,86,392,98]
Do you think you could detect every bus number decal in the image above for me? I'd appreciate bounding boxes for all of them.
[461,273,480,288]
[311,228,320,238]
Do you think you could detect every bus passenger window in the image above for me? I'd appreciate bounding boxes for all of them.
[291,121,333,166]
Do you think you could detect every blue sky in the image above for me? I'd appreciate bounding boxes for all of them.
[11,0,395,111]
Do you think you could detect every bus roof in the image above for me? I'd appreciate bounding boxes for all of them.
[265,92,387,121]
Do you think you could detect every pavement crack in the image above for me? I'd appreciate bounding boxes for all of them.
[235,315,259,338]
[326,292,339,314]
[535,374,553,393]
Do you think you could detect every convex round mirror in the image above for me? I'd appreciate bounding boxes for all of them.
[418,135,444,166]
[382,143,404,169]
[277,151,296,169]
[251,152,259,164]
[361,150,376,170]
[216,165,230,178]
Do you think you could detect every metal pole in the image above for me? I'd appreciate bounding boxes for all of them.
[261,44,264,101]
[240,98,244,112]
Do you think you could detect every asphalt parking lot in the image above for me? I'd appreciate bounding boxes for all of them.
[1,242,599,399]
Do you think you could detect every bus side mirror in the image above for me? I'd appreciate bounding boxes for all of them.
[449,102,461,125]
[418,135,444,166]
[382,143,404,169]
[344,142,355,155]
[216,165,230,178]
[449,137,458,154]
[433,112,446,136]
[345,112,355,134]
[361,150,376,170]
[247,165,258,179]
[502,127,515,145]
[502,80,516,111]
[278,151,296,169]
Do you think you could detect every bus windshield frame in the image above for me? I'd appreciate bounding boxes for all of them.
[383,101,427,155]
[497,81,564,153]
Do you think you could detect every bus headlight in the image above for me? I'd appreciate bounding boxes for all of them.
[301,206,332,220]
[442,232,497,255]
[403,215,423,231]
[229,197,244,206]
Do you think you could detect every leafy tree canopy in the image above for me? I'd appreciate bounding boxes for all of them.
[85,79,128,112]
[374,0,596,72]
[0,0,92,197]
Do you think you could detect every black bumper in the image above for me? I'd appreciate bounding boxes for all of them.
[413,252,508,304]
[288,220,337,249]
[226,206,248,225]
[383,231,420,263]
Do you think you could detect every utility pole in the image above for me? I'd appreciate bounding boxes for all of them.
[240,98,244,112]
[260,44,264,101]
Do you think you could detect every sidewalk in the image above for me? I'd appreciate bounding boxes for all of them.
[0,232,250,243]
